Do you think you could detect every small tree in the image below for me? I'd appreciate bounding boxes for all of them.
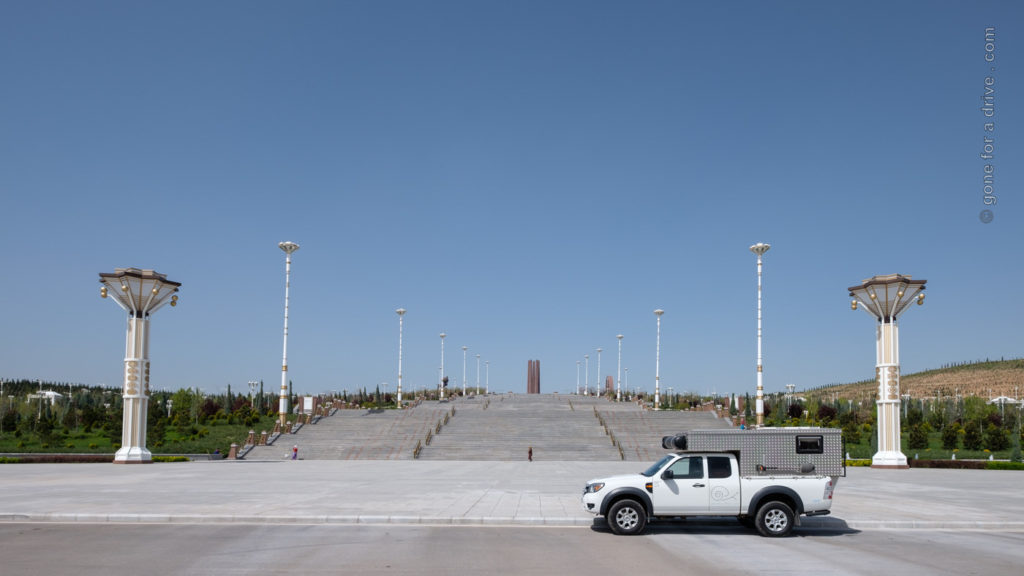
[984,423,1009,452]
[941,425,960,450]
[842,421,862,445]
[907,424,929,450]
[817,405,837,425]
[905,406,923,428]
[1011,415,1022,463]
[963,422,983,451]
[927,405,946,430]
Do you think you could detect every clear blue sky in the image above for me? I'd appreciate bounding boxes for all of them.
[1,1,1021,398]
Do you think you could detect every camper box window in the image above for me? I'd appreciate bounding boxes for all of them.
[795,435,824,454]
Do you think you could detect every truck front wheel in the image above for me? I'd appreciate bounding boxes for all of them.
[755,501,794,537]
[607,499,647,535]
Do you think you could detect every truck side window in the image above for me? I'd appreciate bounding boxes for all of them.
[708,456,732,479]
[668,456,703,479]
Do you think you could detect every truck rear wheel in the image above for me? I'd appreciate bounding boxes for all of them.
[755,501,794,537]
[607,499,647,535]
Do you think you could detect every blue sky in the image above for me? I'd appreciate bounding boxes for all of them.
[1,1,1021,398]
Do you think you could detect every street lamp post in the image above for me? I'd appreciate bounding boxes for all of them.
[654,309,664,410]
[616,335,623,402]
[396,309,406,406]
[584,355,590,396]
[624,368,629,399]
[462,346,468,397]
[99,268,181,464]
[476,354,481,394]
[849,273,926,468]
[278,241,300,426]
[439,332,447,400]
[596,348,603,396]
[750,242,770,427]
[248,380,258,409]
[485,360,490,394]
[576,361,581,395]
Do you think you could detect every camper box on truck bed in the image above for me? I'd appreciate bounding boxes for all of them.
[661,427,845,477]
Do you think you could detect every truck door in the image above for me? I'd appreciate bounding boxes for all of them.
[654,455,709,515]
[707,455,741,514]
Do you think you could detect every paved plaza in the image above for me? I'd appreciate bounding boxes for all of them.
[1,460,1021,531]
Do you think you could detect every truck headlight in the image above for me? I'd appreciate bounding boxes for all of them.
[586,482,605,494]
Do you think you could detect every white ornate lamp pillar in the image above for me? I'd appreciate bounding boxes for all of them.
[750,243,770,427]
[99,268,180,464]
[654,310,664,410]
[396,308,406,406]
[849,274,926,469]
[278,241,299,426]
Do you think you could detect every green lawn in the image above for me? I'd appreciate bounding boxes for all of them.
[844,431,1019,461]
[0,415,280,455]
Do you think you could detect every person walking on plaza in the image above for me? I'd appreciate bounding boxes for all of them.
[528,447,533,462]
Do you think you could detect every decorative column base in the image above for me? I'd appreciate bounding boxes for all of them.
[114,445,153,464]
[871,450,909,469]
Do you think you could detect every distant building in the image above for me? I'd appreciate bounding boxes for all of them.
[605,376,613,393]
[987,396,1019,406]
[527,360,541,394]
[27,390,64,405]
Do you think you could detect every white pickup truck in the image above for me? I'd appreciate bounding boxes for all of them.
[582,428,844,537]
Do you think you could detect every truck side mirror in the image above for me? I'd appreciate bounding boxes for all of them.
[661,469,675,480]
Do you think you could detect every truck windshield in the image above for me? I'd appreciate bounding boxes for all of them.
[641,454,675,477]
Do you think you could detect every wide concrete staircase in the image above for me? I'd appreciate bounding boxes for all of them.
[596,404,733,461]
[244,394,731,461]
[417,394,618,461]
[244,403,450,461]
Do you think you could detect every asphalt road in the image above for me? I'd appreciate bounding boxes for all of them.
[2,523,1021,576]
[3,461,1023,575]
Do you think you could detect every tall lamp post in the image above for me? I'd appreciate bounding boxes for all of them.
[596,348,603,396]
[99,268,181,464]
[485,360,490,394]
[278,241,299,426]
[654,309,664,410]
[439,332,447,400]
[462,346,468,397]
[396,309,406,406]
[616,335,624,402]
[849,274,926,469]
[750,242,770,426]
[476,354,481,394]
[576,361,581,395]
[584,354,590,396]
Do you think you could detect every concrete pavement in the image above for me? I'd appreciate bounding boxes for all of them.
[1,461,1022,531]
